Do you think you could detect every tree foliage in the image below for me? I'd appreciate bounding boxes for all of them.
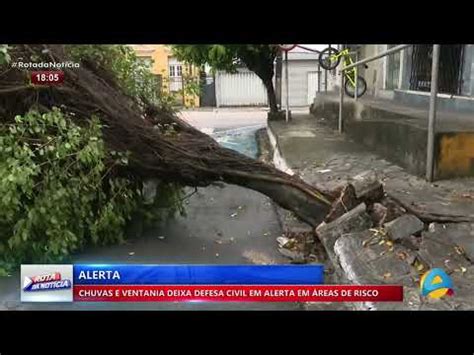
[0,45,186,274]
[172,45,280,112]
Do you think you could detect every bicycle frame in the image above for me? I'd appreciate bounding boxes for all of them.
[329,49,357,86]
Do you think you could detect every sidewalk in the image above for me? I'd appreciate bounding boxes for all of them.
[268,113,474,310]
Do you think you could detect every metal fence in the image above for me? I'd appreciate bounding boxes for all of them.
[215,71,268,107]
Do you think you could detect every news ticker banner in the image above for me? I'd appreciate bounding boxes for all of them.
[20,264,403,303]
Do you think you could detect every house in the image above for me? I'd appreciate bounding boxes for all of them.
[311,44,474,180]
[352,44,474,112]
[130,45,200,108]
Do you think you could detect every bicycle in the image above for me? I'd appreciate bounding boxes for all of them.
[318,47,368,98]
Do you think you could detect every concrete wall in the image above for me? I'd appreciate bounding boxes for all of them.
[282,59,320,106]
[311,96,474,179]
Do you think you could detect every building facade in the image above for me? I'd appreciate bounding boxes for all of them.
[130,45,200,108]
[354,44,474,113]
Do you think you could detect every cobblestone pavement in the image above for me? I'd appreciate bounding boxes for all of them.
[269,114,474,310]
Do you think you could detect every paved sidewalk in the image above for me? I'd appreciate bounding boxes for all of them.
[268,113,474,310]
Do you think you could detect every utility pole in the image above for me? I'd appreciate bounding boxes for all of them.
[275,50,283,110]
[426,44,440,182]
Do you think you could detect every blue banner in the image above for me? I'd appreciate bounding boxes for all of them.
[73,264,324,285]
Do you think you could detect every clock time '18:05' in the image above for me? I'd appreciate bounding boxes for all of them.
[31,70,65,85]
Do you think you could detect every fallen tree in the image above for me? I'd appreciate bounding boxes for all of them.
[0,45,333,227]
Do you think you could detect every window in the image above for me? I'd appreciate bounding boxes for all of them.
[169,64,182,78]
[386,45,401,90]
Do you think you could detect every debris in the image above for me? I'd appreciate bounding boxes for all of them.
[420,227,474,269]
[278,248,306,263]
[215,253,219,258]
[428,222,436,232]
[317,203,372,253]
[383,272,392,279]
[400,235,421,251]
[230,212,238,218]
[214,237,235,245]
[128,252,135,256]
[384,214,424,242]
[317,169,332,173]
[276,236,290,248]
[242,250,275,265]
[369,203,388,226]
[324,184,358,223]
[157,235,166,240]
[351,170,384,202]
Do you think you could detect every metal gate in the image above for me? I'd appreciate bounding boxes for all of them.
[200,75,216,107]
[215,71,268,107]
[410,45,464,95]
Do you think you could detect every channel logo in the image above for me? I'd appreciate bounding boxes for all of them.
[420,268,454,299]
[23,271,72,292]
[21,265,73,302]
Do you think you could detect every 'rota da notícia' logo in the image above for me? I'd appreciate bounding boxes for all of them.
[23,272,72,292]
[420,268,454,299]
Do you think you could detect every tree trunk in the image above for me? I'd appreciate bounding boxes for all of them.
[263,78,278,113]
[1,45,334,228]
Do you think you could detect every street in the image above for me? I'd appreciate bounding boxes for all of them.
[0,109,304,310]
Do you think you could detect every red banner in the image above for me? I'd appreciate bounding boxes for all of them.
[74,285,403,302]
[30,70,64,85]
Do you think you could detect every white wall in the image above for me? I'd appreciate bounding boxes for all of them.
[281,59,322,106]
[215,71,268,107]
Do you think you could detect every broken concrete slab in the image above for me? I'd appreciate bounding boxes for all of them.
[368,202,388,226]
[351,170,384,202]
[384,214,424,242]
[443,265,474,310]
[334,230,417,286]
[419,229,471,272]
[400,235,422,251]
[316,203,372,254]
[426,223,474,263]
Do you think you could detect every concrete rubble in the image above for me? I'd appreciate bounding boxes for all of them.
[263,117,474,310]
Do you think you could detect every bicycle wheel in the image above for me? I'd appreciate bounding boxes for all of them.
[318,47,340,70]
[344,75,367,98]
